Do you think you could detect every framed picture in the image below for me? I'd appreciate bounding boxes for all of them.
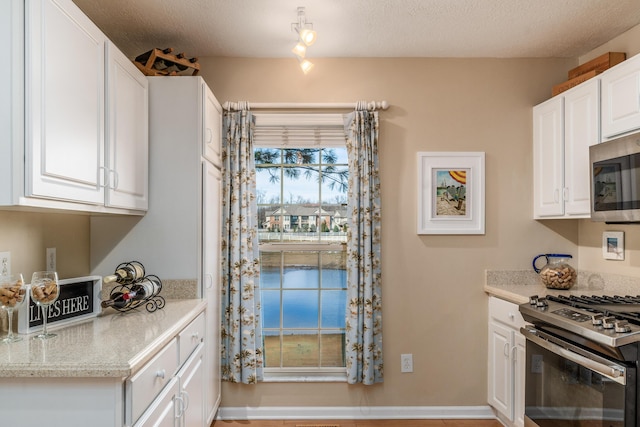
[602,231,624,260]
[417,151,485,235]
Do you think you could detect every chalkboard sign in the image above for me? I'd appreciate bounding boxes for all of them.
[18,276,102,334]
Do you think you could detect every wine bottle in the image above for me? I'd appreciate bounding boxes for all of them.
[130,276,161,300]
[103,261,145,284]
[101,291,136,309]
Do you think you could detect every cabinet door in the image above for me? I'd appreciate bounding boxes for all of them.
[134,377,179,427]
[178,345,204,427]
[513,332,526,427]
[202,161,222,424]
[26,0,105,204]
[106,41,149,210]
[488,320,513,421]
[533,97,564,217]
[563,80,599,216]
[601,54,640,140]
[203,85,222,167]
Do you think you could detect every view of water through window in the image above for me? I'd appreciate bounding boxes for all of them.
[255,145,348,369]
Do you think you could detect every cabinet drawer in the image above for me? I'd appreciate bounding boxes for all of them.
[179,312,205,364]
[489,296,526,329]
[127,337,179,425]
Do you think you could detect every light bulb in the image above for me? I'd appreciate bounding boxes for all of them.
[299,59,314,74]
[291,42,307,58]
[298,28,317,46]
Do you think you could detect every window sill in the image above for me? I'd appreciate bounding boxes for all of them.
[262,371,347,383]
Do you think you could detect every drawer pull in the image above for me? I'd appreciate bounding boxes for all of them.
[192,332,199,339]
[156,369,166,379]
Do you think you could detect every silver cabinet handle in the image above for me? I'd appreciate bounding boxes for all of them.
[156,369,166,379]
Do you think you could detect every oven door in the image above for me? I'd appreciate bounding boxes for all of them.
[521,327,636,427]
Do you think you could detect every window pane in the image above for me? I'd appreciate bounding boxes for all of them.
[321,252,347,288]
[260,252,281,288]
[255,148,281,165]
[255,169,281,204]
[261,290,281,328]
[283,148,319,165]
[283,290,318,328]
[283,252,319,288]
[283,167,319,204]
[321,290,346,328]
[282,331,319,367]
[321,165,348,205]
[323,147,348,165]
[321,332,345,367]
[259,204,283,241]
[263,330,281,368]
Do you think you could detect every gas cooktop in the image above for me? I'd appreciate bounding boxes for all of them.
[519,294,640,348]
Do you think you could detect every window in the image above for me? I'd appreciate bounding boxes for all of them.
[254,114,348,379]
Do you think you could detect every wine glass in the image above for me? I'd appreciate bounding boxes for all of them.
[30,271,59,339]
[0,274,27,343]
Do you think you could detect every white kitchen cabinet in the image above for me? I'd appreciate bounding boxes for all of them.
[26,0,106,205]
[106,41,149,211]
[90,76,223,424]
[203,85,223,167]
[601,53,640,140]
[203,161,222,424]
[0,301,205,427]
[533,79,598,219]
[0,0,147,214]
[177,344,205,427]
[488,296,526,427]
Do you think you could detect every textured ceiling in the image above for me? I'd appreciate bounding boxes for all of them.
[72,0,640,59]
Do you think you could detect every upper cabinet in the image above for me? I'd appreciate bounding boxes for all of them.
[106,41,149,211]
[0,0,148,214]
[203,84,222,168]
[601,53,640,141]
[26,0,106,205]
[533,79,599,219]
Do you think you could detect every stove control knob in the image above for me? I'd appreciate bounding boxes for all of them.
[602,317,617,329]
[615,321,631,333]
[529,295,539,305]
[592,314,604,326]
[536,298,548,309]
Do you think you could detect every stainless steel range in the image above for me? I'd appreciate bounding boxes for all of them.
[519,294,640,427]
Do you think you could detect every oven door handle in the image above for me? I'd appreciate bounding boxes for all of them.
[521,326,627,385]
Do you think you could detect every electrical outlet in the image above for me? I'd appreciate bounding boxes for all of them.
[0,251,10,276]
[46,248,56,271]
[401,353,413,373]
[532,354,543,374]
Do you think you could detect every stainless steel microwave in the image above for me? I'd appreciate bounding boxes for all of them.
[590,132,640,222]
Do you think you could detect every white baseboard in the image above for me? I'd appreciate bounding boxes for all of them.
[218,405,496,420]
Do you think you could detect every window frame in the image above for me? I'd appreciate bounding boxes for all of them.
[254,113,348,382]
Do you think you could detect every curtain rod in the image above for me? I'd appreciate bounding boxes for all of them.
[222,101,390,111]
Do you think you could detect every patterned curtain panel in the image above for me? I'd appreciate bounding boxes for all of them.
[220,105,263,384]
[343,106,383,385]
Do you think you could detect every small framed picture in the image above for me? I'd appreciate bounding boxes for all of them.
[416,151,485,235]
[602,231,624,260]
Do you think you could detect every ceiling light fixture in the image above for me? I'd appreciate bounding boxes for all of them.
[291,7,316,73]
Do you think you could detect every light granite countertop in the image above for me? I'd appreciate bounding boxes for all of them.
[485,270,640,305]
[0,299,206,378]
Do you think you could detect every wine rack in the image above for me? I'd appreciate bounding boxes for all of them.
[107,274,165,313]
[103,260,165,313]
[133,47,200,76]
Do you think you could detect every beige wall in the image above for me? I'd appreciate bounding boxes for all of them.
[0,210,89,281]
[199,56,577,408]
[577,24,640,276]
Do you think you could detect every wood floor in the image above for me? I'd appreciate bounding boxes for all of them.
[212,420,503,427]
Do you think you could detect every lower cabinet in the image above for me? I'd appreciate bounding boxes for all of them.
[488,296,526,427]
[132,313,206,427]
